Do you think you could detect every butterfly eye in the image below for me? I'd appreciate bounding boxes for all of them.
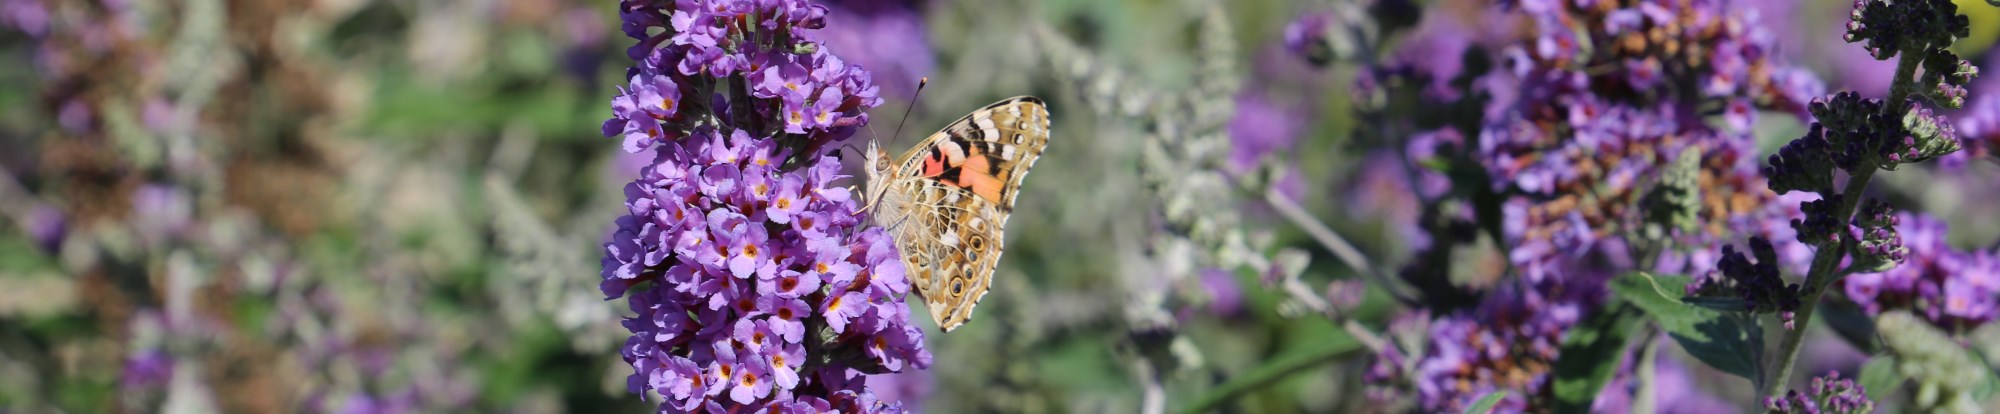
[873,152,892,172]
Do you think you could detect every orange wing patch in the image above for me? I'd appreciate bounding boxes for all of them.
[957,146,1006,202]
[917,136,1008,203]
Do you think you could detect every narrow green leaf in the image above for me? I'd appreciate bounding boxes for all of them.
[1550,303,1641,413]
[1610,272,1763,386]
[1856,356,1903,402]
[1462,391,1510,414]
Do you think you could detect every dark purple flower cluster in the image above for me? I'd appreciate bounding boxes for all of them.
[599,1,928,412]
[1764,0,1975,199]
[1792,194,1846,246]
[1766,123,1839,195]
[1764,371,1873,414]
[1843,0,1969,61]
[1689,237,1805,328]
[1840,213,2000,333]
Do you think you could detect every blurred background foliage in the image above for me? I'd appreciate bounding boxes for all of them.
[0,0,1997,413]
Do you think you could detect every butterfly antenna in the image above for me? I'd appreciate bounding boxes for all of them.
[888,77,928,146]
[836,142,863,161]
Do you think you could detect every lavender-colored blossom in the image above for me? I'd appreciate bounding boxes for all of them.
[1953,58,2000,164]
[817,0,932,99]
[601,1,926,411]
[131,183,193,246]
[21,204,65,252]
[1407,277,1600,412]
[1470,0,1822,293]
[1227,92,1303,172]
[121,348,174,391]
[1198,268,1245,317]
[1764,371,1874,414]
[1367,0,1830,407]
[0,0,46,37]
[1839,212,2000,332]
[1282,11,1334,66]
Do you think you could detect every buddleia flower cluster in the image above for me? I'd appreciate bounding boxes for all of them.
[599,0,930,411]
[1763,371,1874,414]
[1334,0,1824,408]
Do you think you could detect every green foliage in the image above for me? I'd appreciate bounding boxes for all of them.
[1549,303,1642,413]
[1462,391,1510,414]
[1610,273,1764,387]
[1878,311,1986,413]
[1857,355,1904,402]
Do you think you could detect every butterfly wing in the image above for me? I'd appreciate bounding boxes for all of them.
[886,96,1050,332]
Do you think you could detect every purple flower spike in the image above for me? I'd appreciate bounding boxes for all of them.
[600,0,929,411]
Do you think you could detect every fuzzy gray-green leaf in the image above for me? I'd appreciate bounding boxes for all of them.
[1857,356,1903,402]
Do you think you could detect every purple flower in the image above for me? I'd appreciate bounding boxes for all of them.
[22,204,65,252]
[816,1,934,98]
[1226,92,1303,172]
[601,1,928,411]
[1765,371,1874,414]
[1839,212,2000,332]
[1688,237,1805,328]
[1282,11,1334,65]
[1401,276,1602,412]
[131,184,193,246]
[121,348,174,391]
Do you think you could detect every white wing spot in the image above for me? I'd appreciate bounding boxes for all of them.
[941,229,960,248]
[1000,145,1016,160]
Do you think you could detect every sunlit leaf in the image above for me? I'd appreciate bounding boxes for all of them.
[1610,272,1763,387]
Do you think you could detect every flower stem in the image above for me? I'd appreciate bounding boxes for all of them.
[1261,186,1420,305]
[1764,166,1875,398]
[1766,47,1923,398]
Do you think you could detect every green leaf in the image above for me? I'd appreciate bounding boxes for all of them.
[1462,391,1510,414]
[1819,300,1879,354]
[1680,296,1750,312]
[1857,356,1903,402]
[1550,303,1641,413]
[1610,272,1764,386]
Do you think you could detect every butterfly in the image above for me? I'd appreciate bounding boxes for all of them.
[863,96,1050,332]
